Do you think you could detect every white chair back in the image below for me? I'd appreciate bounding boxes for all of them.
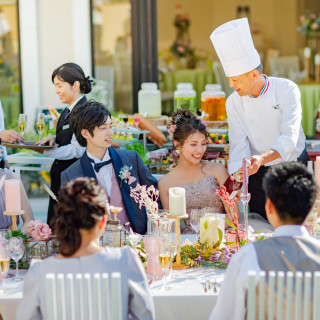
[45,272,122,320]
[247,270,320,320]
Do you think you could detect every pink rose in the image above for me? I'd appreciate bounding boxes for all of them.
[26,220,52,240]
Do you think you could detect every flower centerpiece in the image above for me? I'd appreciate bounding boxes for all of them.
[298,12,320,65]
[170,4,196,68]
[24,220,58,266]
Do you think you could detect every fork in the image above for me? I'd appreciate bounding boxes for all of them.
[211,277,218,294]
[201,278,208,293]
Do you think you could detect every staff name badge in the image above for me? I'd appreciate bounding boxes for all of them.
[62,124,70,130]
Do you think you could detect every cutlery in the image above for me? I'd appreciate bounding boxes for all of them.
[201,278,208,293]
[211,278,218,294]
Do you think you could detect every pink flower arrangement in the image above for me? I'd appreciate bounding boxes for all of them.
[26,220,52,240]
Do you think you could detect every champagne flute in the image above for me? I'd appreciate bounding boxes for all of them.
[18,114,27,138]
[36,113,45,142]
[0,232,11,293]
[158,245,171,291]
[9,237,24,282]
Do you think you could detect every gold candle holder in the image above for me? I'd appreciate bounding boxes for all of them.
[167,213,190,269]
[3,210,24,230]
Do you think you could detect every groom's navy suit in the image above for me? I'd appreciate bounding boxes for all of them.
[61,148,159,234]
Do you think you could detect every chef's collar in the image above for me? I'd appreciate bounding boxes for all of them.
[248,75,269,99]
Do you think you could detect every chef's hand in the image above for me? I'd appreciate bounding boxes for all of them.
[36,134,55,146]
[248,155,264,176]
[0,130,24,143]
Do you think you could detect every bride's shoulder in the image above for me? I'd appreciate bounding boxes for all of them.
[203,161,228,182]
[158,170,177,189]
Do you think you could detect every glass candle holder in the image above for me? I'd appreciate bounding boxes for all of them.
[25,237,58,267]
[105,220,126,247]
[225,229,246,250]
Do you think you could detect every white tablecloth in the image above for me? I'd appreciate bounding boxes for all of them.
[0,216,273,320]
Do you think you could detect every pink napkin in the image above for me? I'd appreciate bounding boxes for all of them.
[143,237,163,279]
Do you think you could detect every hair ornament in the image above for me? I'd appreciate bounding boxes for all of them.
[91,213,103,221]
[174,113,182,124]
[168,124,176,141]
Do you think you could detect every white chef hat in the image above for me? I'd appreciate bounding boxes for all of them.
[210,18,260,77]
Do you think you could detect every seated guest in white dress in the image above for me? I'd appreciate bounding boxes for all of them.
[209,162,320,320]
[0,169,33,231]
[17,177,154,320]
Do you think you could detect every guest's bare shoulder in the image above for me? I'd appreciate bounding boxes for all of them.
[203,161,229,186]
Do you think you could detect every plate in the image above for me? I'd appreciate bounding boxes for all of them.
[1,141,57,150]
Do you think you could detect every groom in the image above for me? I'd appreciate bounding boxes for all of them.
[61,101,159,234]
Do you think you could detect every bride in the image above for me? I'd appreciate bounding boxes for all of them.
[159,109,238,233]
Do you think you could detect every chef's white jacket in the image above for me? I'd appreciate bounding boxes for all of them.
[226,77,306,174]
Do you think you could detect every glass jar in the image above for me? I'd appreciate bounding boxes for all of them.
[147,209,176,237]
[25,237,59,267]
[201,84,226,121]
[105,220,126,247]
[225,229,246,250]
[138,82,162,117]
[174,83,197,112]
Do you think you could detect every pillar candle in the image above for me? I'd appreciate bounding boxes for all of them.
[304,47,311,58]
[169,187,186,217]
[315,157,320,186]
[315,54,320,66]
[5,179,21,212]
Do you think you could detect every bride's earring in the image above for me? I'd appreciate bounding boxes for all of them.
[176,147,181,155]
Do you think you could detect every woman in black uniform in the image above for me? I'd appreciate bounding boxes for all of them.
[39,63,92,226]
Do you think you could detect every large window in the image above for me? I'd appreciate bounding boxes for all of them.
[91,0,133,114]
[0,0,21,128]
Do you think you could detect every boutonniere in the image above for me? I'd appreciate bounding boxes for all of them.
[119,165,136,187]
[272,104,280,110]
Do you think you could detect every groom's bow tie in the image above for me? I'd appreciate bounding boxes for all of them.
[89,158,112,173]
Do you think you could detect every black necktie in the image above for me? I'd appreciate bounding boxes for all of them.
[89,158,112,173]
[64,108,70,120]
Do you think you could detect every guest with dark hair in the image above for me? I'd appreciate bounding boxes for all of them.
[37,62,92,226]
[158,109,237,233]
[17,177,155,320]
[209,162,320,320]
[61,101,159,235]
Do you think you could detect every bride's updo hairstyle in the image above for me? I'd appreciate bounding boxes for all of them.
[53,177,108,257]
[169,109,208,147]
[52,62,92,94]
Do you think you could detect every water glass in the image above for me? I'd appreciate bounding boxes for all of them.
[9,237,24,282]
[190,209,204,238]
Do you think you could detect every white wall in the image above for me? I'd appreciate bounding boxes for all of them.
[19,0,92,125]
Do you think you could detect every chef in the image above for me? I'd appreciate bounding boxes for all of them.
[210,18,308,219]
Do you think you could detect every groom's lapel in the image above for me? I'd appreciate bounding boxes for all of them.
[80,152,97,181]
[108,148,137,228]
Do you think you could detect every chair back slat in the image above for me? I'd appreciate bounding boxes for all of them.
[101,273,111,320]
[66,274,76,320]
[45,274,57,320]
[313,272,320,320]
[268,271,276,320]
[57,274,67,320]
[93,274,103,320]
[112,273,122,320]
[258,271,266,320]
[45,272,122,320]
[286,272,294,320]
[304,272,312,320]
[248,270,320,320]
[83,274,94,320]
[247,271,256,320]
[75,274,85,320]
[277,271,284,320]
[295,272,303,320]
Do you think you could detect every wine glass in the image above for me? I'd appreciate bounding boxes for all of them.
[9,237,24,282]
[190,209,204,240]
[0,231,11,293]
[36,113,45,142]
[134,115,140,128]
[18,114,27,138]
[128,115,134,127]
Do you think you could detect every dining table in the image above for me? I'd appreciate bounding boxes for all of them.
[0,214,272,320]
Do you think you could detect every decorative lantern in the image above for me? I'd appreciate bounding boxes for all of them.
[104,220,126,247]
[25,237,59,267]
